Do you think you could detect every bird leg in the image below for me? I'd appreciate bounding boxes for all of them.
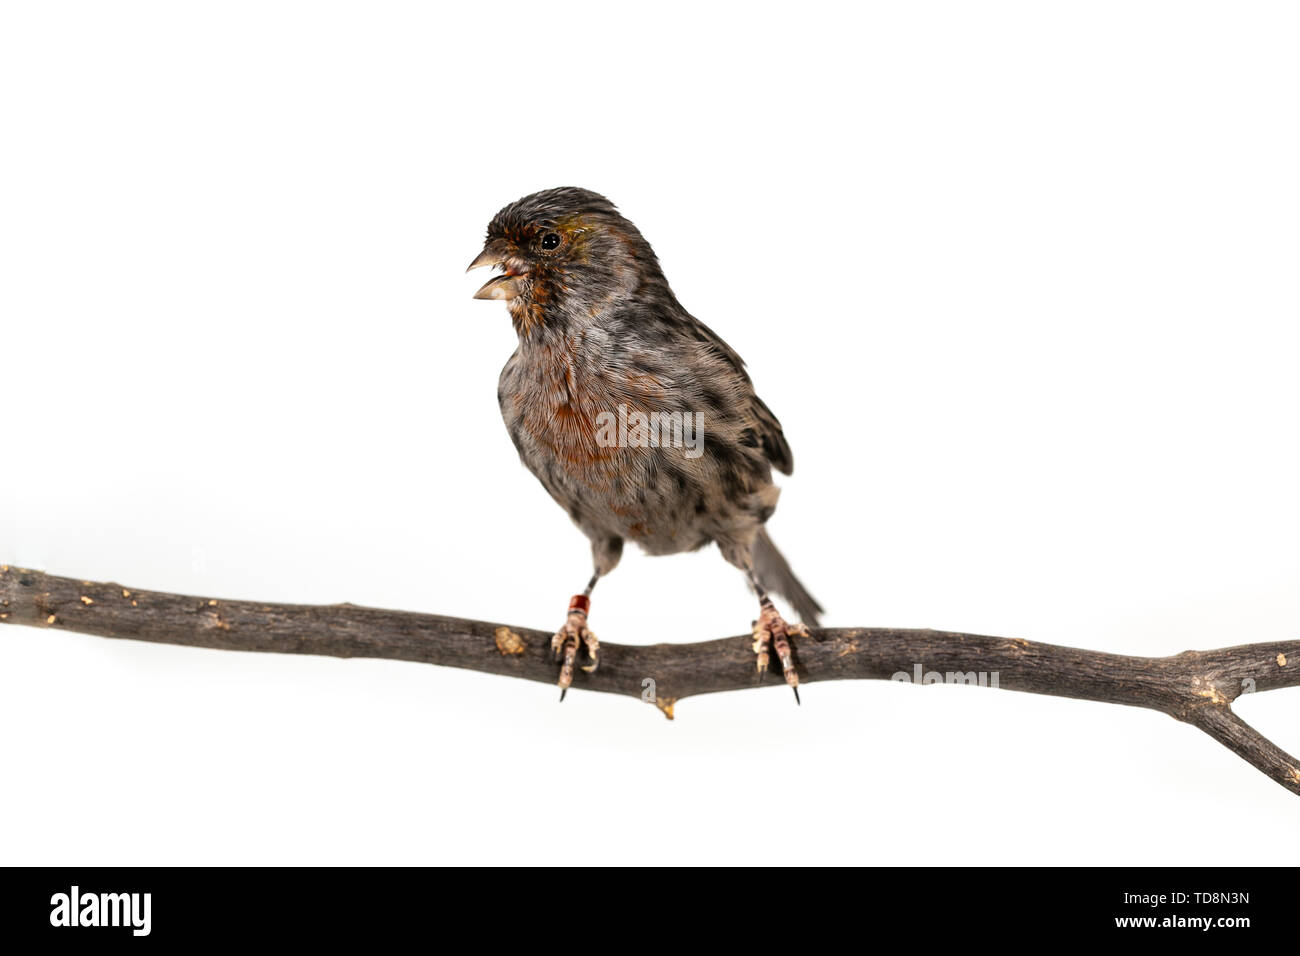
[752,595,808,703]
[553,587,599,701]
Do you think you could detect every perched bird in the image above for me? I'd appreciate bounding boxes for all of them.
[469,187,822,700]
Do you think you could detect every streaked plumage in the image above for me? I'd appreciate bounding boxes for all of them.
[471,187,821,696]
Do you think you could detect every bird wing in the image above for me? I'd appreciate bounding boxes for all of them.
[686,316,795,476]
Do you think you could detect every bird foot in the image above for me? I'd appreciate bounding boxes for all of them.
[553,594,599,700]
[752,598,808,703]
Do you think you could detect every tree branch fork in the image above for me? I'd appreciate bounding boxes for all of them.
[3,566,1298,795]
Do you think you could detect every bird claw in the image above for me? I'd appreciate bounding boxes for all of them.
[553,600,598,695]
[752,620,770,679]
[752,600,803,699]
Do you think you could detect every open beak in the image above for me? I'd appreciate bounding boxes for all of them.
[468,241,527,301]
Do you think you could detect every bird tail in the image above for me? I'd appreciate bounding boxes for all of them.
[752,528,823,627]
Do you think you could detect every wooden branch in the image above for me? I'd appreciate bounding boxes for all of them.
[3,566,1299,795]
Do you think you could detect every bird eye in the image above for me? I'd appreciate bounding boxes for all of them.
[540,232,561,251]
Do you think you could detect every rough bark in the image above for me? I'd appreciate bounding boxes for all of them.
[3,566,1297,794]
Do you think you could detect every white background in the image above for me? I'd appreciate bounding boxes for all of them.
[2,2,1298,865]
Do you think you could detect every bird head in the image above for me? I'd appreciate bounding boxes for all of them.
[468,187,657,337]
